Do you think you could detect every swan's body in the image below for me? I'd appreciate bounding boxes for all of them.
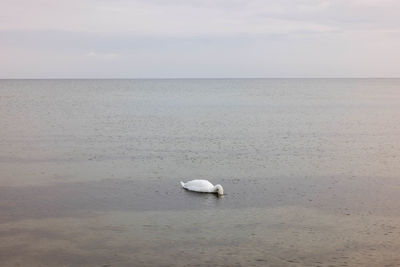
[180,180,224,196]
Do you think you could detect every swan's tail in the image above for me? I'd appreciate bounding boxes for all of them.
[180,181,185,188]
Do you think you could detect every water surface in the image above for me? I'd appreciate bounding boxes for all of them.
[1,79,400,266]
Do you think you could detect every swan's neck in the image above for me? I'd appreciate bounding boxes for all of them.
[214,184,224,195]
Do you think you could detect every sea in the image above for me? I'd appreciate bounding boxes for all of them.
[1,79,400,266]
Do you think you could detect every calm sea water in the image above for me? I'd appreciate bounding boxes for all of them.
[1,79,400,266]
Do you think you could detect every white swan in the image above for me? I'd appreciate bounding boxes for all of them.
[180,180,224,196]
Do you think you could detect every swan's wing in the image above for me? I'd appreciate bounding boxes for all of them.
[185,180,213,187]
[182,180,214,192]
[185,185,213,193]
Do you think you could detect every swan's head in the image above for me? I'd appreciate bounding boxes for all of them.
[214,184,224,196]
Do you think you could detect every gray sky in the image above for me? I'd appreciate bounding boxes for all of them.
[1,0,400,78]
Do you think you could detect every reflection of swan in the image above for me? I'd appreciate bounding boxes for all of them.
[180,180,224,196]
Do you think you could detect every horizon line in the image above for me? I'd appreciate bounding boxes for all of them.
[1,77,400,80]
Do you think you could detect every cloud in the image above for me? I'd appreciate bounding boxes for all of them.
[1,0,399,37]
[86,51,118,59]
[0,0,339,36]
[0,0,399,77]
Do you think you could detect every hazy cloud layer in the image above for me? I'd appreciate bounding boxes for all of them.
[1,0,399,77]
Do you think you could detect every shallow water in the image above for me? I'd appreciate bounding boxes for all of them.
[1,79,400,266]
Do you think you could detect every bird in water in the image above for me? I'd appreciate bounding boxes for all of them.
[180,180,224,196]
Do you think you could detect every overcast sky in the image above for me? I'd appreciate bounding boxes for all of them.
[1,0,400,78]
